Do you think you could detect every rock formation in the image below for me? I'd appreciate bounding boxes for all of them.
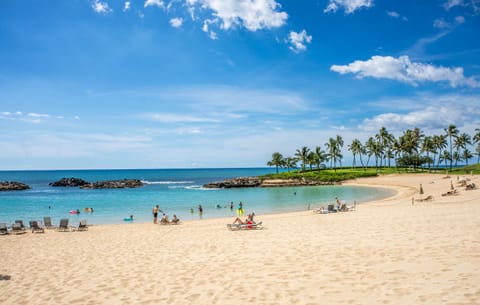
[0,181,31,191]
[49,177,89,187]
[80,179,144,189]
[203,177,261,188]
[203,177,337,188]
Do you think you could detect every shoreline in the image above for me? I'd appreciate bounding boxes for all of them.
[2,173,479,305]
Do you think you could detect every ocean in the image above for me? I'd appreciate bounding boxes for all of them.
[0,168,395,225]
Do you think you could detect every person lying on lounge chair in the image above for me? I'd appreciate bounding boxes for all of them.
[233,214,253,225]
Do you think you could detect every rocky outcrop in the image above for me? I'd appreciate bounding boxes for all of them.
[203,177,338,189]
[80,179,144,189]
[0,181,31,191]
[203,177,261,188]
[49,177,89,187]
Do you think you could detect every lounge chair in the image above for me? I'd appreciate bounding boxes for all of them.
[327,204,337,213]
[313,207,329,214]
[58,218,70,232]
[0,223,9,235]
[43,217,56,229]
[227,221,263,231]
[15,220,25,230]
[11,223,26,234]
[74,220,88,231]
[29,221,45,233]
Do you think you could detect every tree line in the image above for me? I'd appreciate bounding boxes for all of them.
[267,125,480,173]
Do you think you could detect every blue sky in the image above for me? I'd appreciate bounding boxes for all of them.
[0,0,479,170]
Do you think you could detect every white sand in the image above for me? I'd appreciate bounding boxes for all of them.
[1,173,480,305]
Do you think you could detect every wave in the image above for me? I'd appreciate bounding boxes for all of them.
[141,180,194,185]
[168,185,219,191]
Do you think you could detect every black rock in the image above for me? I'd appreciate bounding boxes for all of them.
[49,177,89,187]
[80,179,144,189]
[0,181,31,191]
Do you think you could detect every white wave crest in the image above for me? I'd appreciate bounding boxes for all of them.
[141,180,194,185]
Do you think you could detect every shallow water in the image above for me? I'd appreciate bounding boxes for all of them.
[0,168,395,225]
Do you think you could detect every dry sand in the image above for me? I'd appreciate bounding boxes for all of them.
[1,173,480,305]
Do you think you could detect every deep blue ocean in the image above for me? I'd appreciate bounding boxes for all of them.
[0,168,395,225]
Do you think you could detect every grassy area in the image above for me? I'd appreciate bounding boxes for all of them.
[262,164,480,182]
[261,168,378,183]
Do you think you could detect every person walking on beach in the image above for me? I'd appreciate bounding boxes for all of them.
[152,205,159,224]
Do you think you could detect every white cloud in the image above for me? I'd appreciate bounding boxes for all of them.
[124,1,131,11]
[386,10,408,21]
[358,94,480,134]
[170,17,183,28]
[433,18,450,29]
[330,55,480,88]
[386,11,399,18]
[455,15,465,24]
[91,0,112,14]
[287,30,312,53]
[443,0,480,14]
[433,16,465,29]
[186,0,288,32]
[324,0,373,14]
[444,0,464,10]
[142,113,222,123]
[144,0,164,8]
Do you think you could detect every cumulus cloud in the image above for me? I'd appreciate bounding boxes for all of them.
[91,0,112,14]
[324,0,373,14]
[170,17,183,28]
[124,1,131,11]
[144,0,164,8]
[186,0,288,31]
[330,55,480,88]
[287,30,312,53]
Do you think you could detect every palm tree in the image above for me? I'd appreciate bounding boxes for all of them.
[375,127,393,168]
[348,139,364,168]
[462,149,473,166]
[432,134,447,168]
[421,136,435,170]
[267,152,284,174]
[364,137,377,169]
[444,124,459,169]
[295,146,310,172]
[283,157,297,172]
[440,150,451,168]
[326,136,343,172]
[473,128,480,145]
[475,144,480,164]
[314,146,327,170]
[307,151,316,170]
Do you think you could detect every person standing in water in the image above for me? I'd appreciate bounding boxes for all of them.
[152,205,159,224]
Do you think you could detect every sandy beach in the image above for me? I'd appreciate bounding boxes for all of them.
[1,173,480,305]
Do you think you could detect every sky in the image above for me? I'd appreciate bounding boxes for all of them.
[0,0,479,170]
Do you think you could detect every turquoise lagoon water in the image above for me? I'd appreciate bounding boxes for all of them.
[0,168,395,225]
